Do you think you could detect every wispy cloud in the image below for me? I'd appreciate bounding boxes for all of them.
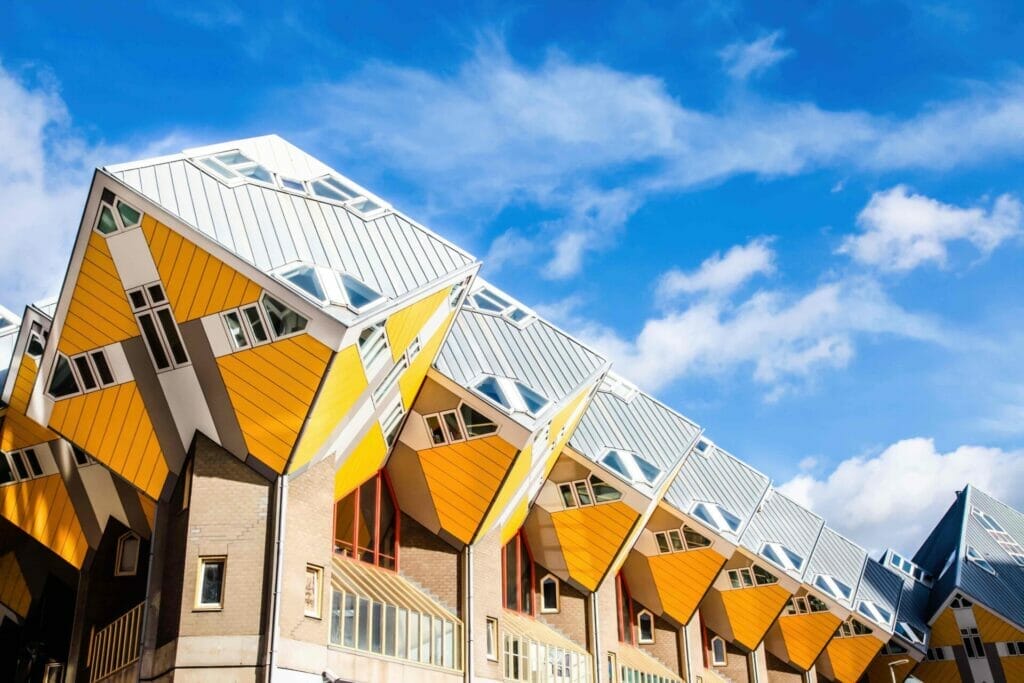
[291,38,1024,277]
[839,185,1023,272]
[718,31,794,80]
[657,237,776,299]
[780,437,1024,555]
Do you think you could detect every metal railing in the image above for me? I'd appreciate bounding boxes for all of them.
[87,601,144,682]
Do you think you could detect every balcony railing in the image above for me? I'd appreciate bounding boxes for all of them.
[87,602,144,682]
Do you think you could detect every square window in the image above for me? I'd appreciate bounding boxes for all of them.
[196,557,226,610]
[304,564,323,618]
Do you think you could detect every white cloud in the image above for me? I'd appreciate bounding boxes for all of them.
[0,64,193,309]
[657,237,776,299]
[718,31,793,80]
[294,39,1024,277]
[779,437,1024,555]
[840,185,1023,271]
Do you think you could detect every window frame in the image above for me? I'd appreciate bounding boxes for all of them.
[114,532,141,577]
[539,574,560,614]
[558,474,622,509]
[333,470,401,571]
[195,556,227,611]
[710,635,728,666]
[965,546,997,575]
[422,402,499,446]
[304,564,324,619]
[486,616,498,661]
[653,525,712,554]
[47,349,117,399]
[127,283,190,372]
[636,609,655,644]
[961,627,985,659]
[689,501,742,535]
[93,197,143,236]
[471,375,550,417]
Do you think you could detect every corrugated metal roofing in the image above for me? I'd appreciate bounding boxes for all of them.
[804,527,867,608]
[664,443,770,536]
[854,559,903,632]
[568,382,701,476]
[106,136,475,317]
[892,576,931,652]
[957,487,1024,629]
[433,308,607,417]
[740,489,825,580]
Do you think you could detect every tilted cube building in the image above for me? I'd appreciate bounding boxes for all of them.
[0,136,1021,683]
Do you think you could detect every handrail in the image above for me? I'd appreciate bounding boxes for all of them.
[87,601,144,682]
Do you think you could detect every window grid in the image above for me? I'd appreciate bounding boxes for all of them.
[653,526,712,555]
[558,476,622,510]
[333,470,400,571]
[961,628,985,659]
[503,632,590,683]
[726,565,777,589]
[127,283,189,372]
[423,403,499,446]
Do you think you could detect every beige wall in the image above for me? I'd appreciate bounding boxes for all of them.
[399,512,460,613]
[469,526,505,681]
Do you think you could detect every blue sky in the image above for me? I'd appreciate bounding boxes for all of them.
[2,1,1023,553]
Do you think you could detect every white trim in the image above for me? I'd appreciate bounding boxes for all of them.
[710,636,727,666]
[539,574,560,614]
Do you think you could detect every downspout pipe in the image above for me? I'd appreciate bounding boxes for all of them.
[590,592,602,682]
[265,475,288,682]
[464,544,474,683]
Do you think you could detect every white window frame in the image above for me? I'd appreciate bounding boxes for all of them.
[812,573,852,603]
[710,636,727,666]
[358,321,390,378]
[486,617,498,661]
[965,546,997,575]
[195,556,227,611]
[857,600,893,627]
[539,574,560,614]
[471,375,550,417]
[423,403,499,446]
[760,541,805,573]
[3,448,45,483]
[304,564,323,619]
[115,532,141,577]
[466,286,535,327]
[636,610,655,644]
[653,525,711,554]
[196,150,276,188]
[599,448,663,488]
[221,303,272,351]
[961,627,985,659]
[93,197,143,235]
[689,501,741,535]
[379,396,405,447]
[127,283,191,372]
[950,593,973,610]
[372,356,408,405]
[307,174,387,218]
[895,621,925,645]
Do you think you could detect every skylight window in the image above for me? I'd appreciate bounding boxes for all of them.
[966,546,997,575]
[972,507,1024,567]
[895,621,925,645]
[278,264,327,304]
[694,438,714,456]
[598,374,639,403]
[599,448,663,487]
[466,286,534,326]
[471,375,550,417]
[340,274,383,310]
[309,175,383,215]
[278,176,306,192]
[857,600,893,626]
[690,501,742,535]
[201,151,273,184]
[888,551,934,585]
[0,314,14,330]
[274,264,385,312]
[813,574,852,602]
[761,542,805,573]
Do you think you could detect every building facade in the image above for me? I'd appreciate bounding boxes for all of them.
[0,136,1021,683]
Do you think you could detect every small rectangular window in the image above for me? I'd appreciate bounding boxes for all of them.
[115,533,141,576]
[305,564,323,618]
[91,351,115,386]
[711,636,727,666]
[23,449,43,477]
[72,446,91,466]
[0,455,15,484]
[138,312,171,370]
[242,305,269,343]
[10,451,29,480]
[196,557,226,609]
[559,483,578,508]
[441,410,463,441]
[156,308,189,364]
[425,415,446,445]
[223,311,249,349]
[73,355,97,390]
[486,617,498,661]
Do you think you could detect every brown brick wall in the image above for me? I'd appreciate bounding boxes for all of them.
[708,628,751,683]
[637,610,680,673]
[399,512,460,613]
[766,650,802,682]
[471,527,505,681]
[537,572,589,648]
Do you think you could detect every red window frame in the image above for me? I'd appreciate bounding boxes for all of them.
[616,572,636,645]
[502,530,535,615]
[332,469,401,571]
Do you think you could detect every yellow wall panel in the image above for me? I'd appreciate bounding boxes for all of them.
[385,287,449,362]
[823,635,884,683]
[866,654,917,683]
[289,345,367,473]
[719,583,791,650]
[481,441,532,542]
[974,603,1024,643]
[334,423,388,501]
[57,231,139,355]
[141,217,262,323]
[552,501,639,591]
[0,552,31,618]
[776,611,841,671]
[217,334,332,473]
[1000,656,1024,682]
[929,607,961,647]
[419,435,519,544]
[0,475,88,568]
[49,382,167,500]
[502,497,531,545]
[912,659,959,683]
[399,309,456,410]
[649,547,726,625]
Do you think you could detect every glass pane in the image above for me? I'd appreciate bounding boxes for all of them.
[444,621,454,668]
[129,290,147,309]
[280,177,305,192]
[683,526,711,548]
[357,479,377,562]
[668,530,685,552]
[237,164,272,183]
[200,560,224,605]
[156,308,189,364]
[324,176,359,198]
[118,536,140,574]
[442,411,464,441]
[632,454,662,484]
[408,611,419,661]
[574,481,592,506]
[341,274,383,309]
[97,205,119,234]
[371,602,383,653]
[425,415,446,445]
[471,292,504,312]
[243,306,269,342]
[419,614,431,663]
[542,578,558,610]
[311,179,348,201]
[348,197,381,213]
[280,265,326,302]
[460,404,498,437]
[475,376,511,409]
[27,333,44,358]
[433,617,443,666]
[200,157,235,180]
[601,451,631,479]
[117,200,141,227]
[262,295,308,337]
[343,594,356,647]
[73,355,97,391]
[330,591,342,644]
[656,533,671,554]
[215,151,253,166]
[139,313,171,369]
[91,352,115,385]
[590,476,621,502]
[384,605,397,656]
[514,381,548,414]
[396,608,408,658]
[224,311,249,348]
[24,449,42,477]
[559,484,577,508]
[48,355,81,397]
[357,598,370,650]
[147,284,166,303]
[11,452,28,480]
[378,477,398,569]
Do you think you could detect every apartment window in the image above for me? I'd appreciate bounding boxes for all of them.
[813,573,852,602]
[42,663,63,683]
[407,335,422,360]
[372,356,407,405]
[486,617,498,660]
[305,564,323,618]
[334,470,399,570]
[48,354,81,398]
[379,397,406,447]
[654,525,711,554]
[961,628,985,659]
[600,448,662,487]
[115,533,141,577]
[261,294,308,339]
[221,303,271,350]
[2,448,45,484]
[895,621,925,645]
[47,349,116,398]
[972,507,1024,567]
[466,286,534,326]
[0,454,14,485]
[1006,641,1024,656]
[540,574,559,613]
[965,546,997,575]
[711,636,727,666]
[607,652,618,682]
[473,375,549,416]
[616,573,635,646]
[887,551,934,585]
[94,197,142,235]
[72,445,92,467]
[690,501,742,535]
[309,175,383,215]
[836,619,872,638]
[727,564,777,589]
[926,647,947,661]
[785,596,826,615]
[559,475,622,509]
[503,531,534,615]
[26,328,45,358]
[128,283,189,371]
[423,403,498,446]
[358,322,390,377]
[196,557,226,610]
[950,593,973,609]
[637,610,655,644]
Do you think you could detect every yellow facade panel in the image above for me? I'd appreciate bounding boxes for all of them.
[1000,656,1024,682]
[0,475,87,568]
[823,635,885,683]
[648,548,727,625]
[551,501,639,591]
[480,441,532,541]
[0,553,31,618]
[385,288,450,362]
[49,382,167,499]
[57,231,139,356]
[776,611,841,670]
[928,608,961,647]
[866,654,917,683]
[334,424,388,501]
[720,583,792,650]
[399,309,456,410]
[911,660,959,683]
[974,603,1024,643]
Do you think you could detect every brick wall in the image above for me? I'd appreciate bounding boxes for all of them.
[470,527,505,681]
[766,650,803,682]
[399,512,460,613]
[637,610,680,673]
[707,628,751,683]
[537,573,589,648]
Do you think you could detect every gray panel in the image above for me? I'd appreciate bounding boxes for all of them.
[854,560,902,630]
[957,487,1024,628]
[740,489,824,579]
[665,444,770,529]
[804,527,867,604]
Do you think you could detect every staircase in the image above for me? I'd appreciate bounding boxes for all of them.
[86,602,144,682]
